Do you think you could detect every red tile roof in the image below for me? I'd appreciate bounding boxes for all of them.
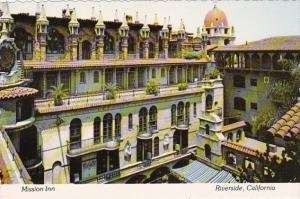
[222,141,258,157]
[213,36,300,52]
[267,102,300,138]
[0,87,38,100]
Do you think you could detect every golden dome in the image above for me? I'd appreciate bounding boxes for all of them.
[204,5,228,28]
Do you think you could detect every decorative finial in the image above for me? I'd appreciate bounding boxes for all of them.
[135,11,139,23]
[154,13,158,25]
[37,4,48,23]
[122,13,128,26]
[35,2,41,15]
[91,6,96,20]
[168,16,171,26]
[114,9,119,22]
[96,10,104,25]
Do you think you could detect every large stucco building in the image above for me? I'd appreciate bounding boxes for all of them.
[0,2,289,184]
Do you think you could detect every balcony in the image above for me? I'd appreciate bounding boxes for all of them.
[35,83,204,114]
[3,116,35,132]
[176,119,189,130]
[137,126,158,139]
[66,136,120,157]
[22,147,42,170]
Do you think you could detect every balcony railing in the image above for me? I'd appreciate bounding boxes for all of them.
[1,130,32,184]
[103,53,117,60]
[66,136,120,156]
[46,53,65,61]
[176,119,189,130]
[137,126,158,139]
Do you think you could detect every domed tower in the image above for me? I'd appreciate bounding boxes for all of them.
[203,5,235,46]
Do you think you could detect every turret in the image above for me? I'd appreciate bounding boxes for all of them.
[36,5,49,34]
[68,8,79,35]
[0,2,13,32]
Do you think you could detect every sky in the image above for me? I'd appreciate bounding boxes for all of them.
[2,0,300,44]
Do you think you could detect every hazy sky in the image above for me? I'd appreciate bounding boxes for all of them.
[3,0,300,44]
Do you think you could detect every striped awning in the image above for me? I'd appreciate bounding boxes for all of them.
[172,161,237,183]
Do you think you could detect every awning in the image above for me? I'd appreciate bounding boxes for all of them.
[172,160,237,183]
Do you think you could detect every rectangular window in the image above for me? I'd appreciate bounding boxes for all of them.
[193,103,197,117]
[250,78,257,86]
[152,69,156,79]
[80,72,86,84]
[128,114,133,130]
[251,102,257,110]
[233,75,245,88]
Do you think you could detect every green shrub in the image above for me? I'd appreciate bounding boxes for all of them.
[145,79,159,95]
[177,82,188,91]
[183,51,204,60]
[206,69,221,79]
[105,83,117,100]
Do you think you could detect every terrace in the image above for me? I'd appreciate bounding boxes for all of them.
[34,82,204,114]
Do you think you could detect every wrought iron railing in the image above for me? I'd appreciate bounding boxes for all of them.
[66,135,121,155]
[137,125,158,137]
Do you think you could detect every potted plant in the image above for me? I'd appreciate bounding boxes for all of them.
[50,84,68,106]
[105,83,118,100]
[177,82,188,91]
[145,79,159,95]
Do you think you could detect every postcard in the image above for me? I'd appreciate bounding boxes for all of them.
[0,0,299,198]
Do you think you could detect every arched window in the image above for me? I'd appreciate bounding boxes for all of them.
[94,71,99,83]
[154,137,159,157]
[115,113,122,138]
[152,68,156,79]
[252,54,260,68]
[128,35,135,54]
[177,102,184,125]
[104,32,114,53]
[204,144,211,160]
[70,118,82,149]
[82,40,91,60]
[262,53,271,69]
[185,102,190,124]
[47,28,64,54]
[80,72,86,84]
[103,113,113,142]
[161,68,165,78]
[227,132,233,141]
[226,152,236,166]
[52,161,63,184]
[128,113,133,130]
[11,28,33,60]
[244,157,255,170]
[224,39,230,46]
[205,95,213,110]
[139,107,148,133]
[233,75,245,88]
[171,104,176,126]
[149,42,155,58]
[94,117,101,144]
[149,106,158,130]
[193,103,197,117]
[205,124,210,135]
[236,130,242,142]
[234,97,246,111]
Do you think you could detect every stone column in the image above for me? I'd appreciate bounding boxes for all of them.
[91,40,97,60]
[112,118,116,140]
[135,41,140,59]
[102,68,106,91]
[78,40,82,60]
[163,39,168,59]
[134,68,138,88]
[113,68,117,85]
[97,38,104,60]
[249,53,253,69]
[43,72,47,98]
[70,37,78,61]
[143,40,149,59]
[154,41,159,58]
[175,67,178,84]
[114,38,120,59]
[124,68,129,89]
[121,37,128,60]
[57,71,61,85]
